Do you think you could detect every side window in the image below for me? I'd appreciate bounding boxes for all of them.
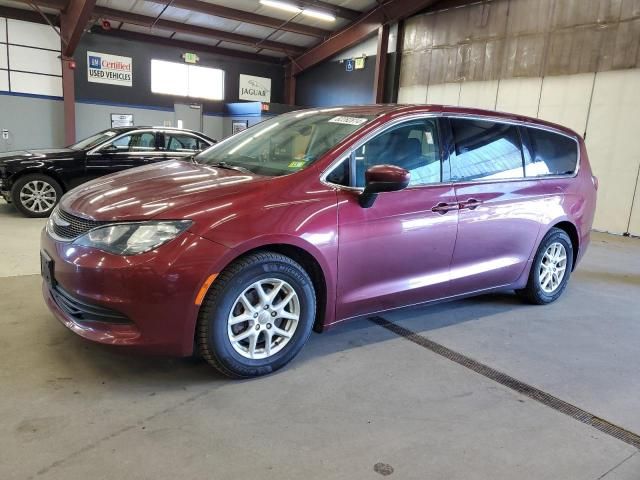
[354,119,441,188]
[325,157,350,186]
[109,132,157,152]
[198,139,212,150]
[524,128,578,177]
[450,118,524,181]
[164,133,201,152]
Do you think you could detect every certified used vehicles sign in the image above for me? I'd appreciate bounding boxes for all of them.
[87,51,133,87]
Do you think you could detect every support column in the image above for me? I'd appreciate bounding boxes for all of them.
[61,58,76,145]
[284,63,296,106]
[373,24,389,104]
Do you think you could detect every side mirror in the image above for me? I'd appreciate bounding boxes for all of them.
[359,165,410,208]
[99,144,118,153]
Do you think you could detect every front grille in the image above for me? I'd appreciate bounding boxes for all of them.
[50,208,106,241]
[51,285,131,324]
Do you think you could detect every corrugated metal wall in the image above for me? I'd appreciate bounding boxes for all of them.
[398,0,640,235]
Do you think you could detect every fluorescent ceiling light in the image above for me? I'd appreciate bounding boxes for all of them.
[259,0,302,13]
[302,8,336,21]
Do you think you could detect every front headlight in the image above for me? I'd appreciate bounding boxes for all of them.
[73,220,192,255]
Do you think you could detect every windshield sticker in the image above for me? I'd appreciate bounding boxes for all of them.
[288,161,306,168]
[328,116,369,126]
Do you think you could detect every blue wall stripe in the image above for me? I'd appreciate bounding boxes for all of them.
[0,90,63,101]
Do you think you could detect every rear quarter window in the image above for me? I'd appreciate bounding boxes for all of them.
[524,128,578,177]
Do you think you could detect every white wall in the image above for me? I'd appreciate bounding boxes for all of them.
[398,68,640,235]
[75,102,175,140]
[1,18,62,98]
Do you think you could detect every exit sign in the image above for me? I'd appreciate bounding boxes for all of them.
[182,52,199,64]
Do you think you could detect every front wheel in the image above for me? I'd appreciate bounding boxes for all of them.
[196,252,316,378]
[11,174,62,217]
[517,227,574,305]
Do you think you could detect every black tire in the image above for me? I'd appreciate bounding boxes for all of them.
[517,227,574,305]
[11,174,62,218]
[196,251,316,378]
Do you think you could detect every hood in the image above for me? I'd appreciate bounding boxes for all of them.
[0,148,79,162]
[60,160,264,221]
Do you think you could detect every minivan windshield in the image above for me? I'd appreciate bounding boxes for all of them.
[69,130,119,150]
[195,111,375,176]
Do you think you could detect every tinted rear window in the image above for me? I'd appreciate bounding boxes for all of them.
[450,118,524,181]
[524,128,578,177]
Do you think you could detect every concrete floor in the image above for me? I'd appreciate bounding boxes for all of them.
[0,200,639,480]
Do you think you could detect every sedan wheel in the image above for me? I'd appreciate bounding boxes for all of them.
[20,180,58,214]
[11,174,63,218]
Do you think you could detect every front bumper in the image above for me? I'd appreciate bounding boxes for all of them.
[41,228,230,356]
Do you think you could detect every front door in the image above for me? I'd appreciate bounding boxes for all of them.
[335,117,459,320]
[85,130,161,180]
[444,117,542,296]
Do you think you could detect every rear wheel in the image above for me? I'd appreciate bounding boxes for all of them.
[11,174,62,217]
[197,252,316,378]
[518,227,574,305]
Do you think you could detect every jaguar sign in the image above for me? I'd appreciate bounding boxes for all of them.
[239,74,271,102]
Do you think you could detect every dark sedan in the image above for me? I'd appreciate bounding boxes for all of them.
[0,127,216,217]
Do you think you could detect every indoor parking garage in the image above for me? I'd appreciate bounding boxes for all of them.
[0,0,639,478]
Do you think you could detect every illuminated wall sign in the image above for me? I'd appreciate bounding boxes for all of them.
[239,74,271,102]
[182,52,199,64]
[354,57,365,69]
[87,51,133,87]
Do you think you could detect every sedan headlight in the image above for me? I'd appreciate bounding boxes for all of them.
[73,220,192,255]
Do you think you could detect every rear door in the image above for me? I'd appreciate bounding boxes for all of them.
[444,116,542,296]
[160,131,209,161]
[334,116,459,320]
[85,130,161,179]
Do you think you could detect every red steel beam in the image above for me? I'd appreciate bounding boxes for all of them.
[60,0,97,57]
[373,23,389,103]
[145,0,331,39]
[291,0,441,75]
[294,0,361,21]
[93,6,305,56]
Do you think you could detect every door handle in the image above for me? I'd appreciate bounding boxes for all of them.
[459,198,482,210]
[431,202,459,214]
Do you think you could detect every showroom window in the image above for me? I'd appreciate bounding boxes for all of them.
[151,59,224,101]
[523,128,578,177]
[449,118,524,182]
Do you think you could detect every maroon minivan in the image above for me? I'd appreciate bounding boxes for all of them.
[41,105,597,377]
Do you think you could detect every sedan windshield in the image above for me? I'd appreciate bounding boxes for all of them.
[69,130,119,150]
[195,110,376,176]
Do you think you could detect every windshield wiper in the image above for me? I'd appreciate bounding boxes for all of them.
[208,161,252,174]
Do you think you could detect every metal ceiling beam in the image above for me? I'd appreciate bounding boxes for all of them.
[13,0,66,10]
[145,0,331,39]
[93,6,305,55]
[60,0,97,57]
[290,0,441,74]
[99,28,283,65]
[293,0,361,21]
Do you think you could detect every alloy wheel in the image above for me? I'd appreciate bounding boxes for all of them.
[19,180,57,214]
[227,278,300,360]
[538,242,567,293]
